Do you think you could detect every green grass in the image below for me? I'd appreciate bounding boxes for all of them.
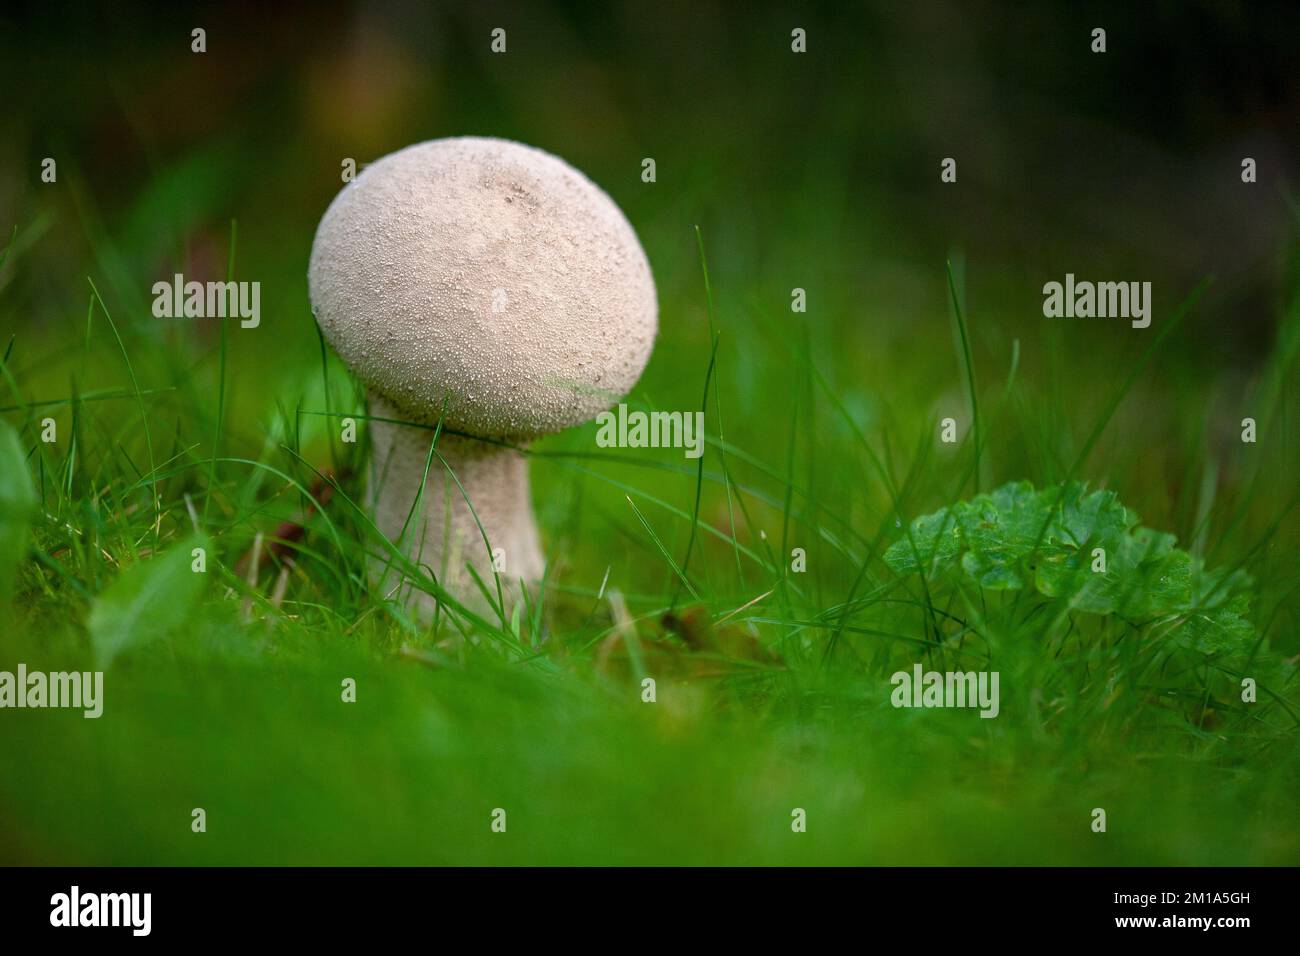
[1,195,1299,865]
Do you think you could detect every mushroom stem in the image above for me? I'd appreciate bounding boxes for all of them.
[367,396,544,615]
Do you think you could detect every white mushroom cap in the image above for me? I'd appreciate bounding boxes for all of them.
[308,137,657,439]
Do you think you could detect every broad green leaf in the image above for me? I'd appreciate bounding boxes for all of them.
[1047,483,1132,549]
[1173,595,1254,656]
[88,535,211,665]
[961,549,1026,589]
[883,507,960,575]
[956,481,1044,556]
[1122,546,1193,618]
[1036,549,1120,612]
[1127,526,1177,562]
[953,481,1046,589]
[885,480,1256,656]
[0,420,37,605]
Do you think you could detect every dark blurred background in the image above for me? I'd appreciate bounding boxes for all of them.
[4,2,1299,334]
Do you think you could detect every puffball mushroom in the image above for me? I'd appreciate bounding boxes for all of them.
[308,137,657,614]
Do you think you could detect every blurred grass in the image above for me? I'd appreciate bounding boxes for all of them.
[1,1,1299,865]
[2,628,1296,866]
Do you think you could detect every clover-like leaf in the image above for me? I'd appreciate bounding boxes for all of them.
[1173,594,1255,657]
[1047,482,1132,549]
[957,481,1044,555]
[885,480,1256,657]
[883,507,961,575]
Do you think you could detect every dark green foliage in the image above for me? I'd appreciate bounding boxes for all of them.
[885,481,1256,657]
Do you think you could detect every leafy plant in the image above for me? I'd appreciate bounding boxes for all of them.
[884,481,1256,658]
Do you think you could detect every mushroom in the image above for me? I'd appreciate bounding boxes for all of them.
[308,137,657,616]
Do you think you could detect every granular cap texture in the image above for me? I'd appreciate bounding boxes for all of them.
[309,137,658,439]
